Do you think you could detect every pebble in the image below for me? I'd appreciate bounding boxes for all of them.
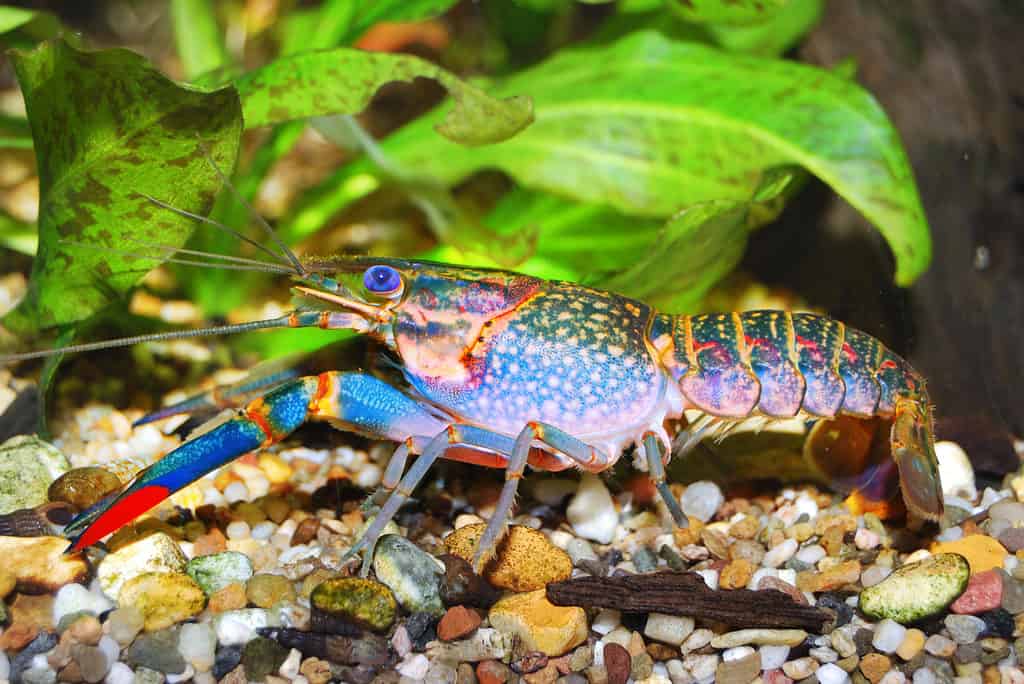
[488,589,588,656]
[240,636,289,681]
[0,435,69,514]
[311,577,397,632]
[477,659,515,684]
[716,652,760,684]
[860,553,970,624]
[679,481,724,523]
[437,605,482,641]
[213,608,278,646]
[720,559,756,589]
[439,554,500,609]
[373,534,445,615]
[796,545,827,565]
[177,622,216,671]
[797,560,861,593]
[603,642,631,684]
[444,523,572,592]
[96,533,187,599]
[782,657,817,680]
[924,633,957,657]
[397,652,431,680]
[873,619,908,654]
[566,474,619,543]
[118,571,206,632]
[760,645,790,670]
[931,536,1008,574]
[945,614,987,643]
[125,628,187,674]
[935,441,977,500]
[999,571,1024,614]
[712,629,808,648]
[951,569,1003,614]
[246,573,297,609]
[644,614,695,646]
[185,550,254,596]
[818,662,852,684]
[0,536,89,594]
[895,628,926,660]
[51,584,113,624]
[763,540,798,568]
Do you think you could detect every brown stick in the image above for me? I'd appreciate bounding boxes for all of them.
[546,571,832,633]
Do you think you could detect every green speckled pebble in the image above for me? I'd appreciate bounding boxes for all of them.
[186,551,254,596]
[311,577,397,632]
[373,534,445,616]
[0,435,69,514]
[859,552,970,624]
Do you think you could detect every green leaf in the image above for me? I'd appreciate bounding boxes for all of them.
[170,0,229,80]
[701,0,823,55]
[3,39,242,335]
[367,31,929,285]
[669,0,793,24]
[234,48,533,145]
[0,6,60,45]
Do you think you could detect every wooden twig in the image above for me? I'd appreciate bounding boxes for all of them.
[546,571,832,633]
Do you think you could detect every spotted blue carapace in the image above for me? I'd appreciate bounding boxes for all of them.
[63,257,944,569]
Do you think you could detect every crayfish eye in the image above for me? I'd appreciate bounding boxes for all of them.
[363,265,403,296]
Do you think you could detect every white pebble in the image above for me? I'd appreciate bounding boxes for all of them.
[104,662,132,684]
[696,569,718,590]
[685,654,719,682]
[749,568,778,589]
[278,648,302,679]
[794,495,819,520]
[936,441,976,500]
[213,609,275,646]
[354,463,382,489]
[723,646,755,662]
[166,665,195,684]
[760,645,790,670]
[592,609,621,635]
[178,623,216,671]
[796,544,827,565]
[817,663,851,684]
[567,473,618,544]
[936,526,964,542]
[244,475,270,499]
[682,628,714,653]
[52,583,114,623]
[97,636,120,669]
[225,521,251,540]
[396,653,430,679]
[250,521,276,540]
[979,487,1009,510]
[873,619,907,654]
[763,539,798,568]
[913,669,938,684]
[0,652,9,680]
[644,613,695,646]
[223,481,249,502]
[879,672,906,684]
[679,481,724,523]
[854,528,881,550]
[861,565,892,587]
[777,568,797,586]
[547,530,574,549]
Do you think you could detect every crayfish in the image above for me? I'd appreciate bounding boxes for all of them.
[6,247,944,572]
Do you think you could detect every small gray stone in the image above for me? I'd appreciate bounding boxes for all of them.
[954,642,982,663]
[997,528,1024,553]
[70,643,110,684]
[633,547,658,574]
[125,628,187,674]
[372,534,444,616]
[944,614,986,644]
[240,637,288,682]
[999,570,1024,614]
[133,667,165,684]
[185,551,253,596]
[679,481,724,523]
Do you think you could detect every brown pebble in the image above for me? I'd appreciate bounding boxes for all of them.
[822,524,846,556]
[758,576,809,605]
[796,560,862,593]
[192,527,227,556]
[523,662,560,684]
[603,642,630,684]
[0,622,39,651]
[859,653,891,684]
[291,517,320,546]
[630,652,654,680]
[299,657,331,684]
[58,659,83,683]
[701,528,730,559]
[208,581,248,612]
[220,665,247,684]
[646,642,678,660]
[717,652,761,684]
[437,605,482,641]
[457,662,478,684]
[476,659,513,684]
[67,615,102,646]
[720,558,756,590]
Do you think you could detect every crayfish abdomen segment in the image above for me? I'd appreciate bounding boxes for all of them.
[653,309,943,524]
